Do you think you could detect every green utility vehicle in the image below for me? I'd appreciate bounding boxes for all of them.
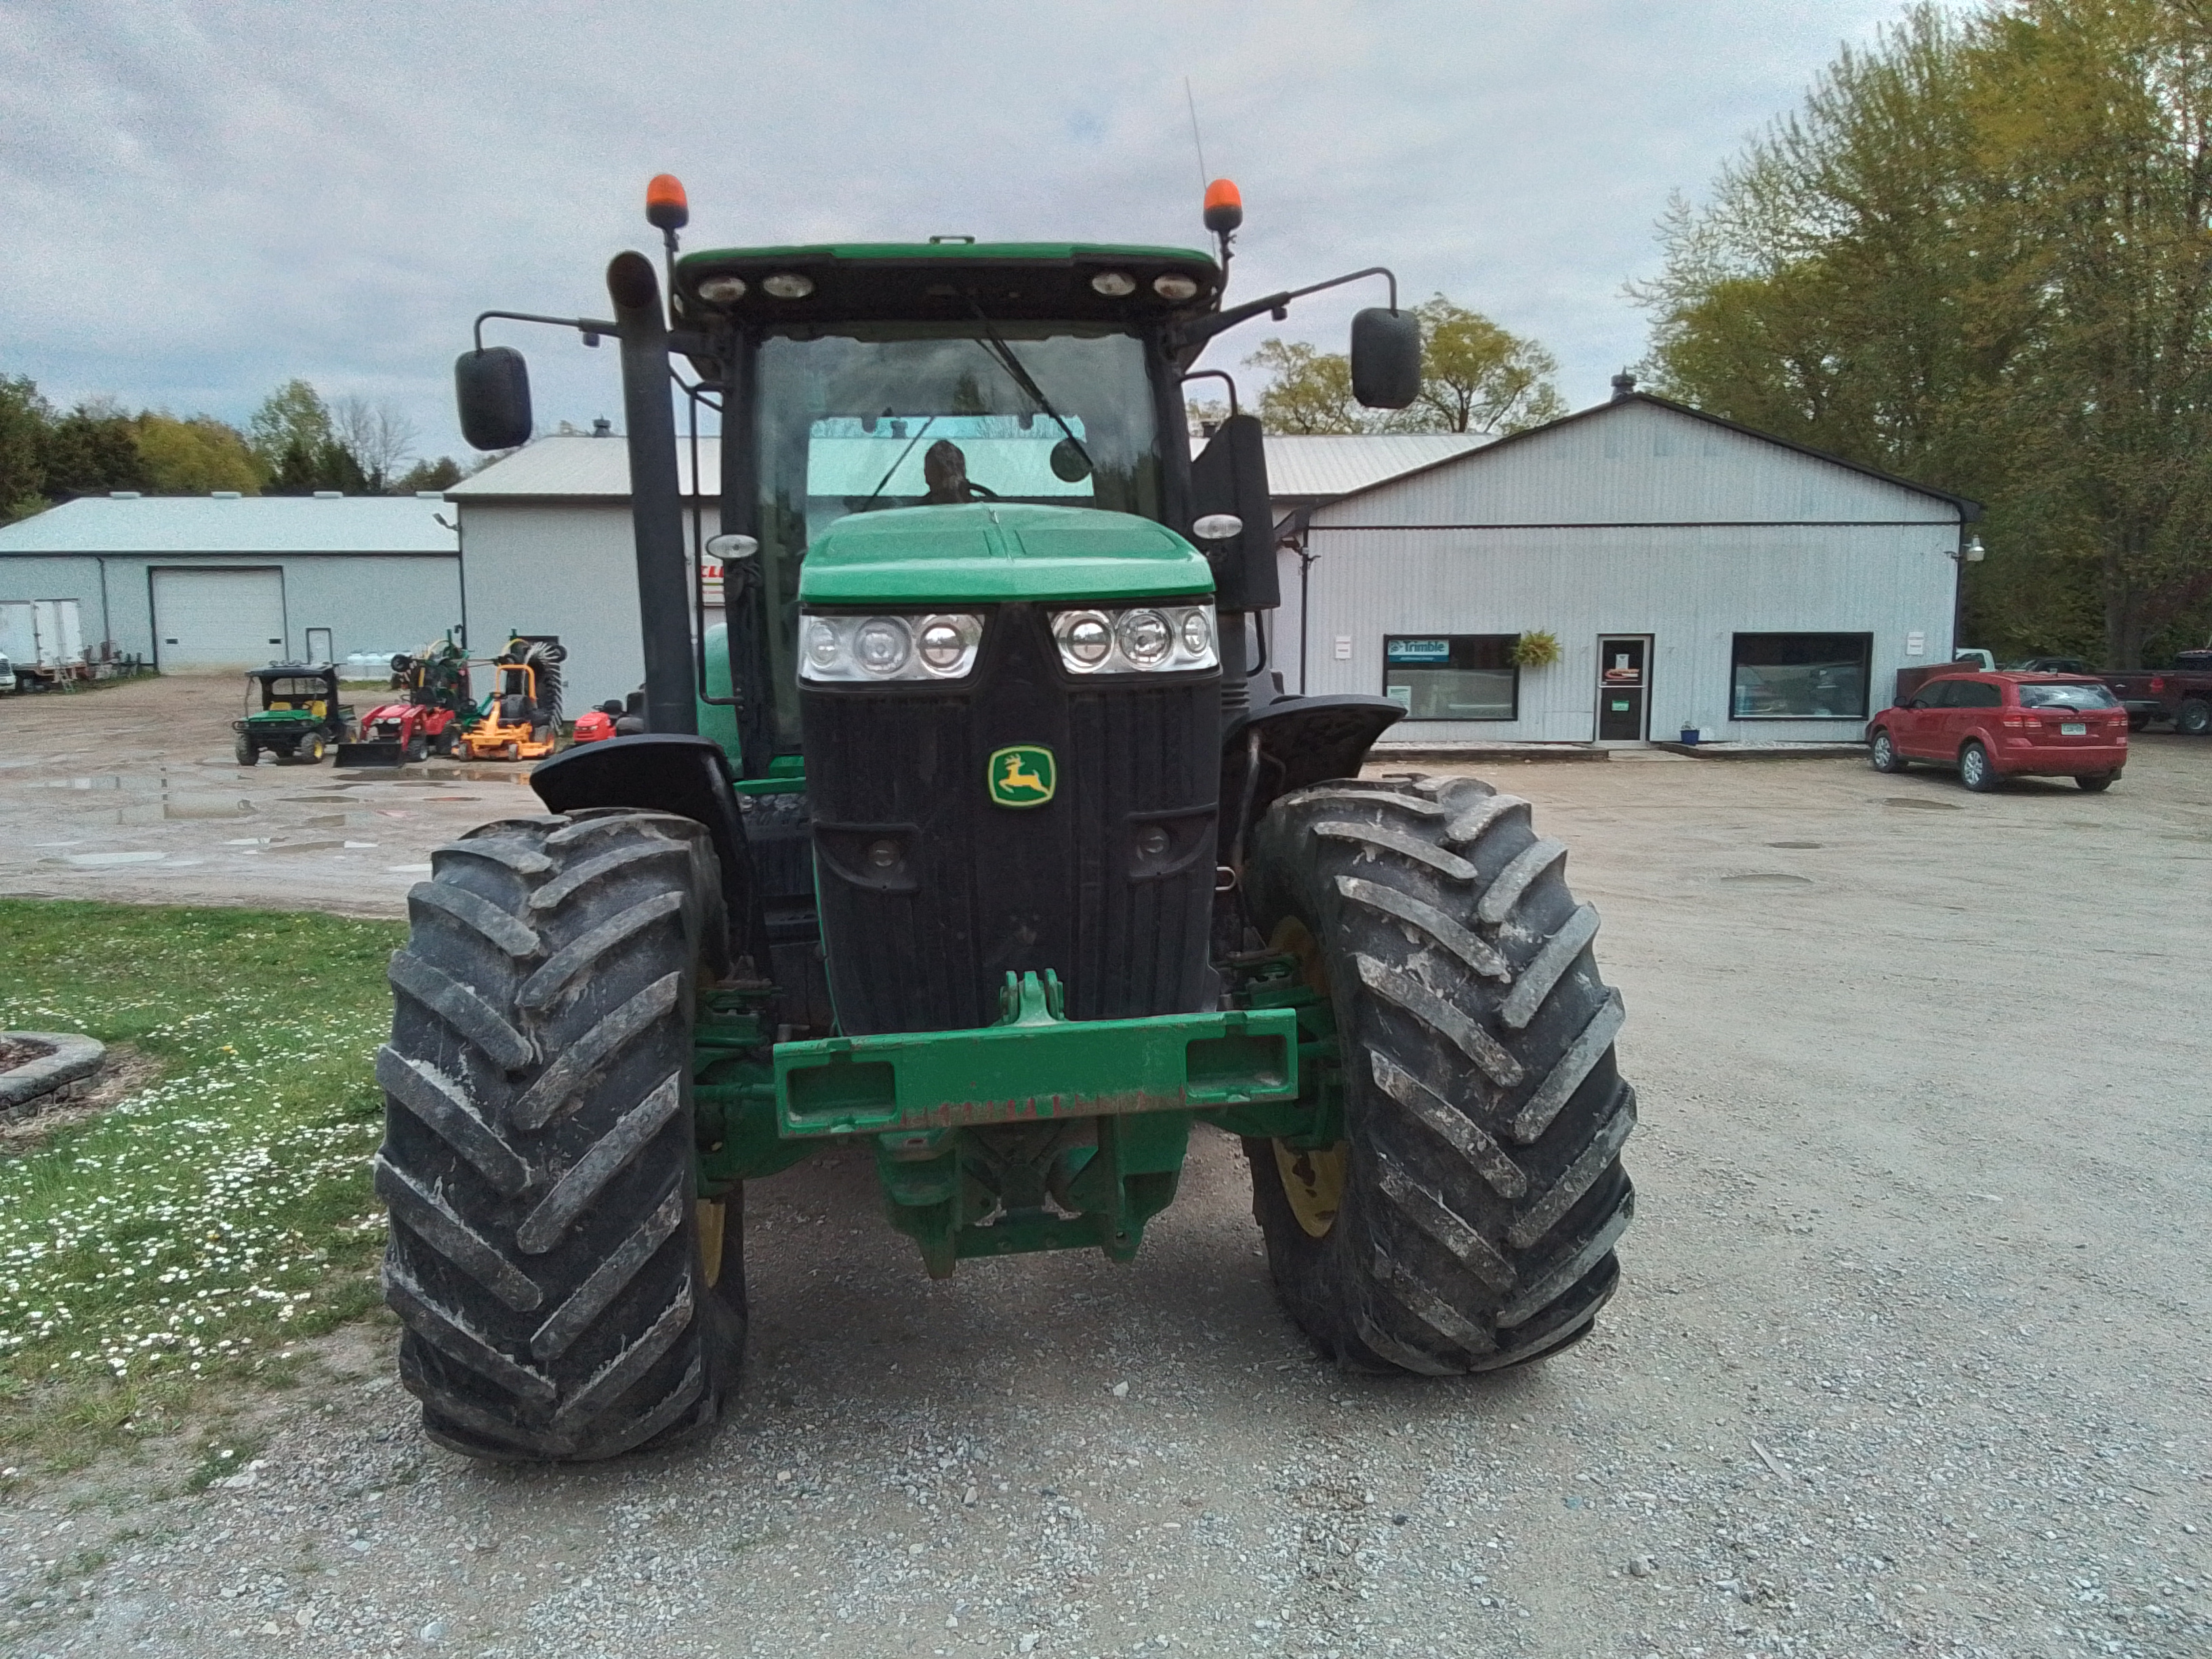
[379,176,1634,1462]
[234,661,352,765]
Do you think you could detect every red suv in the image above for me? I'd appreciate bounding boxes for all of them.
[1868,672,2127,792]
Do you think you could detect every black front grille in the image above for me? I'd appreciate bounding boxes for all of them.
[800,602,1218,1034]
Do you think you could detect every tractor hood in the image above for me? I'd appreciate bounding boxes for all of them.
[798,504,1214,607]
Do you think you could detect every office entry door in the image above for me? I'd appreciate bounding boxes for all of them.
[1596,636,1651,741]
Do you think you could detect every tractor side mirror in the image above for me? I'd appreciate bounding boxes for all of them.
[1350,308,1422,409]
[455,347,533,451]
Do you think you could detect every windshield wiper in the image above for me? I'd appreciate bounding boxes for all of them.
[964,296,1096,477]
[857,415,937,509]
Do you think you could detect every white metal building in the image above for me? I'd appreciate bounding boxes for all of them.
[449,401,1971,744]
[446,432,1486,710]
[0,493,462,671]
[1273,388,1978,744]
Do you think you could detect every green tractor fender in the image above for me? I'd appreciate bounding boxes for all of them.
[528,732,768,976]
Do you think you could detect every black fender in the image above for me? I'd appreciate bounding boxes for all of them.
[1218,693,1406,870]
[529,734,769,977]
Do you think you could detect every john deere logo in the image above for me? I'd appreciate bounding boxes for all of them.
[987,745,1056,808]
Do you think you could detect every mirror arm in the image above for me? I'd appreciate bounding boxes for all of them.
[472,310,621,351]
[1180,369,1240,418]
[1170,266,1401,352]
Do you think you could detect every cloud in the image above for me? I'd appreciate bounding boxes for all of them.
[0,0,1903,454]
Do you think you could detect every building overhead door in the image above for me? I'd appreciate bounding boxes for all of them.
[151,569,285,670]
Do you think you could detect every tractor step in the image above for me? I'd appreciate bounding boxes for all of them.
[334,741,405,767]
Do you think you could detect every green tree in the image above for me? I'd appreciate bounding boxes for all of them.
[0,376,51,521]
[1636,0,2212,665]
[392,456,463,493]
[1246,299,1565,436]
[1400,295,1566,434]
[135,413,262,495]
[1246,339,1368,434]
[268,437,369,496]
[40,398,148,500]
[249,379,335,476]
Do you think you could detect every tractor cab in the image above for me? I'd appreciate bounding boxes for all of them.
[234,661,349,766]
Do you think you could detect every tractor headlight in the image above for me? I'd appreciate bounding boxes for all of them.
[916,619,968,670]
[798,613,984,682]
[1116,609,1172,666]
[1052,602,1218,675]
[855,618,911,676]
[1057,611,1113,668]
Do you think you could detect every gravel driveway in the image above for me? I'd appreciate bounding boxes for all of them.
[3,699,2209,1659]
[0,674,544,917]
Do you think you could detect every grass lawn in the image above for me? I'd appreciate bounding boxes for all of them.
[0,899,401,1468]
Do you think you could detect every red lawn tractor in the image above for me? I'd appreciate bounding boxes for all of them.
[335,631,475,766]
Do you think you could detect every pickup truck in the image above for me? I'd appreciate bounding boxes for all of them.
[2100,649,2212,735]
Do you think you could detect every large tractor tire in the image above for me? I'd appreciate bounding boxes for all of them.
[377,808,743,1461]
[1240,774,1635,1375]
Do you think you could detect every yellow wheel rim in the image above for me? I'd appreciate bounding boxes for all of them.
[1273,1138,1347,1237]
[1267,916,1349,1239]
[696,1198,726,1289]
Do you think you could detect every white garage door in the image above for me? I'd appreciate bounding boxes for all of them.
[152,569,286,670]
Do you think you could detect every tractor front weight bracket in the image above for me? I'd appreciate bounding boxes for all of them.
[691,965,1340,1275]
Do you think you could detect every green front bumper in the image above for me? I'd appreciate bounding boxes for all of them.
[692,969,1323,1277]
[772,969,1297,1136]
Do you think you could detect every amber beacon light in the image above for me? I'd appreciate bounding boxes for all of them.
[1203,178,1243,234]
[645,173,689,232]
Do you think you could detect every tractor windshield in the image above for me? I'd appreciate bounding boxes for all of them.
[743,322,1164,752]
[754,323,1161,539]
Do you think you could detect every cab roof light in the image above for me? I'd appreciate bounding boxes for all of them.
[645,173,689,232]
[1203,178,1244,234]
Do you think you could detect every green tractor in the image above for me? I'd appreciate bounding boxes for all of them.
[377,175,1634,1462]
[234,661,352,766]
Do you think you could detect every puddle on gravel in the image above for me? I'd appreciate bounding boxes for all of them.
[1767,840,1822,848]
[1719,872,1816,886]
[263,840,346,855]
[58,851,168,867]
[158,796,254,821]
[1883,796,1964,811]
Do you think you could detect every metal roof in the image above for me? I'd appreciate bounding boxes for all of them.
[1261,434,1492,501]
[1305,392,1981,519]
[0,495,458,556]
[447,432,1489,506]
[446,435,712,500]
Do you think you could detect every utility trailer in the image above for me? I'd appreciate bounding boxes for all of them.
[0,599,85,689]
[375,176,1636,1462]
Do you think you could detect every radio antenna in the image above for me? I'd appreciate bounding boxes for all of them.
[1183,78,1209,193]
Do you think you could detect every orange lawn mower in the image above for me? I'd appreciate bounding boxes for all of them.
[459,636,566,762]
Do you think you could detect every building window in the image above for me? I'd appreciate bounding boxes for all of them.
[1382,635,1519,721]
[1730,632,1872,720]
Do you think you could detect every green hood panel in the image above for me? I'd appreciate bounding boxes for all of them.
[798,504,1214,606]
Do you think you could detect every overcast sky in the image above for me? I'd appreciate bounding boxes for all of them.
[1,1,1906,465]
